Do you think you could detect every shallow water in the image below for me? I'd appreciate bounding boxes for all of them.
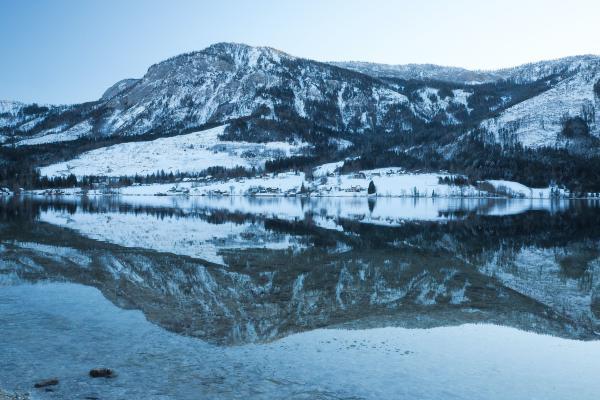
[1,195,600,399]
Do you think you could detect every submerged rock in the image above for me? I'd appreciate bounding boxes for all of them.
[33,379,59,388]
[89,368,113,378]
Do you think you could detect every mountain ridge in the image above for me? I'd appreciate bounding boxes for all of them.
[330,54,600,84]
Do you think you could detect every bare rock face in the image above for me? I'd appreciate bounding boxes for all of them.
[100,78,140,101]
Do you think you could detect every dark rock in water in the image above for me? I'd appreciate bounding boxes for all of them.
[34,379,59,388]
[89,368,113,378]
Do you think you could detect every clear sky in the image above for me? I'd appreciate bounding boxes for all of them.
[1,0,599,104]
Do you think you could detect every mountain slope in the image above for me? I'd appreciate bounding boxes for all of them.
[480,59,600,149]
[0,43,480,147]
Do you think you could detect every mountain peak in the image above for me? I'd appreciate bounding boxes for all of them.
[201,42,293,65]
[143,42,293,80]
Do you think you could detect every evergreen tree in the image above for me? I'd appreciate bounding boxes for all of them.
[367,180,376,195]
[300,182,307,194]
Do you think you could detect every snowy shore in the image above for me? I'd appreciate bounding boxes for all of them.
[27,124,592,199]
[25,168,587,199]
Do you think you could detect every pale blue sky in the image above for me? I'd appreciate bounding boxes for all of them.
[1,0,599,104]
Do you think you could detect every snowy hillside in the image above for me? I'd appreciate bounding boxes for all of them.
[40,125,310,177]
[0,100,56,144]
[410,88,473,124]
[494,55,600,84]
[480,62,600,148]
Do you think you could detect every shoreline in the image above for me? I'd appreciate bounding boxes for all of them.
[10,191,600,200]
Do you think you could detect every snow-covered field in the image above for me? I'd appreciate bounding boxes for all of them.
[36,143,577,200]
[2,283,600,400]
[40,167,567,199]
[39,125,310,177]
[483,179,557,198]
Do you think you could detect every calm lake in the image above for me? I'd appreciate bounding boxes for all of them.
[1,195,600,399]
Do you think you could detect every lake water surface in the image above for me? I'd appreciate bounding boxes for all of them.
[1,195,600,399]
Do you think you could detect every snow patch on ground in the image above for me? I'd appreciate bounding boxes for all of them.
[484,180,555,198]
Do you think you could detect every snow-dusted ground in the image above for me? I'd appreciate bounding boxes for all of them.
[37,152,577,199]
[39,125,310,177]
[40,168,570,199]
[483,179,558,198]
[2,283,600,400]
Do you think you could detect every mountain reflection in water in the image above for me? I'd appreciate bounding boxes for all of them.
[1,195,599,345]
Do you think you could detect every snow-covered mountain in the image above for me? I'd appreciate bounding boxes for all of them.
[0,43,486,147]
[0,100,55,144]
[2,43,600,190]
[3,45,598,151]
